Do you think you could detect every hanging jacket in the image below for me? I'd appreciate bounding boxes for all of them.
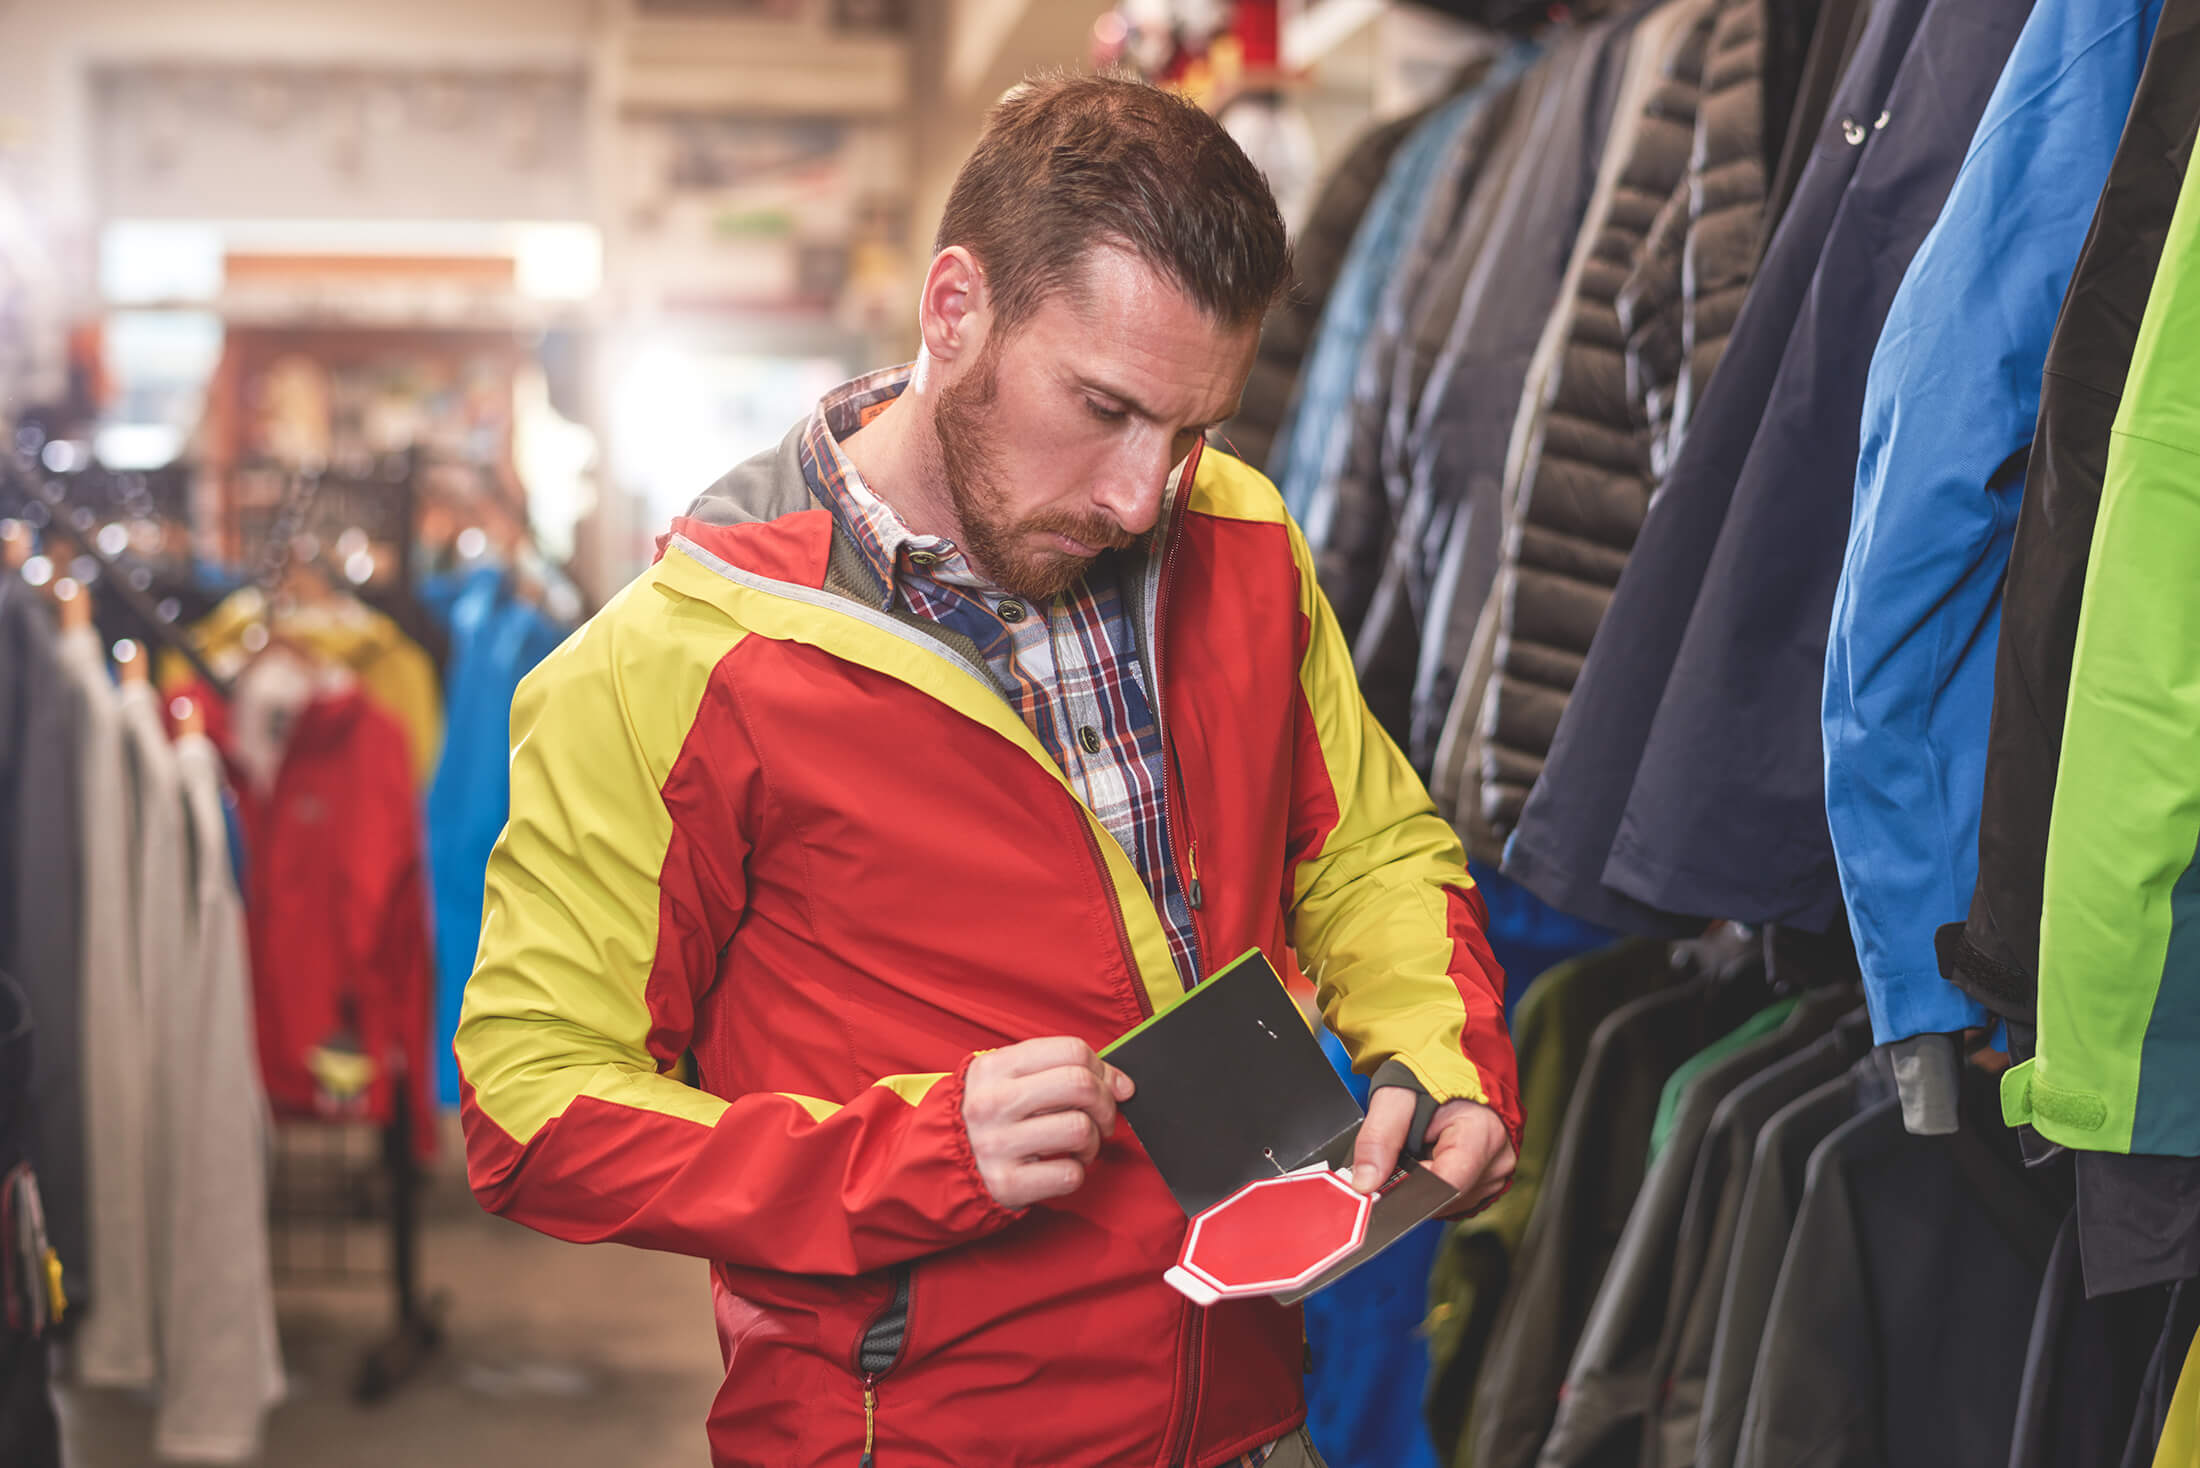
[57,631,154,1388]
[1424,939,1672,1468]
[1276,85,1508,523]
[1694,1053,1892,1468]
[1467,4,1715,838]
[1394,16,1639,783]
[2076,1151,2200,1297]
[2003,138,2200,1157]
[1592,0,2037,933]
[1667,0,1776,451]
[156,731,284,1462]
[1317,58,1537,654]
[183,589,445,787]
[1761,0,1875,224]
[225,684,436,1160]
[454,428,1520,1468]
[1229,108,1433,475]
[1421,9,1713,861]
[2008,1212,2173,1468]
[0,582,86,1312]
[0,971,61,1468]
[1469,971,1771,1468]
[1495,0,1972,934]
[1642,1016,1873,1468]
[1477,0,1781,843]
[1947,0,2200,1028]
[1823,0,2165,1047]
[2151,1329,2200,1468]
[2124,1281,2200,1468]
[1380,53,1541,545]
[427,568,566,1105]
[1733,1072,2062,1468]
[1534,989,1854,1468]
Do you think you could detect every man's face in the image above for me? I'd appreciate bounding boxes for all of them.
[932,247,1261,602]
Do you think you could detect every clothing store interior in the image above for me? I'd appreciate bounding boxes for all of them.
[3,0,2199,1463]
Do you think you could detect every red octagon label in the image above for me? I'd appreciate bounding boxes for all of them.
[1164,1169,1373,1305]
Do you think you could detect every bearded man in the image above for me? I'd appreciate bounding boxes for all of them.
[455,73,1521,1468]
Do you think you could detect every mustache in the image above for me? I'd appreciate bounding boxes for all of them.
[1027,513,1139,554]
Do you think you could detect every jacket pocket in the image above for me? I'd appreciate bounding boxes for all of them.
[851,1264,914,1467]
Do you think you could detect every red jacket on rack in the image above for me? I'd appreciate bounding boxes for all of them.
[218,687,436,1159]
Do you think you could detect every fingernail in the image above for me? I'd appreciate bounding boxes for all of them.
[1352,1164,1377,1193]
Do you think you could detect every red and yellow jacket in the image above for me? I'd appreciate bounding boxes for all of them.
[455,426,1521,1467]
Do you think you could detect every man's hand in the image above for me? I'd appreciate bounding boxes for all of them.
[1351,1088,1515,1218]
[963,1037,1136,1211]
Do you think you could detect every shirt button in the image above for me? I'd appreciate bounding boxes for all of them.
[907,549,939,568]
[998,599,1027,623]
[1079,725,1102,755]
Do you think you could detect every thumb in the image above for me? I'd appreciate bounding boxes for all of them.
[1352,1086,1414,1194]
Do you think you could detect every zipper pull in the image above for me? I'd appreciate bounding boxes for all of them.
[1187,842,1203,909]
[860,1379,877,1468]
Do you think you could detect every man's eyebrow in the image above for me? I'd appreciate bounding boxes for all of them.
[1079,378,1231,432]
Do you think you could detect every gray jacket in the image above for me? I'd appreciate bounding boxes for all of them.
[0,581,85,1309]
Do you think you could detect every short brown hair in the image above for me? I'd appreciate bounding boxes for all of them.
[934,73,1291,332]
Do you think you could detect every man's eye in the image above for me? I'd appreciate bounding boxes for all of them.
[1085,399,1128,424]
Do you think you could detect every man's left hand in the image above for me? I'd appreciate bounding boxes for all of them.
[1351,1088,1515,1219]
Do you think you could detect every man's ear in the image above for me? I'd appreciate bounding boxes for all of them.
[918,246,990,369]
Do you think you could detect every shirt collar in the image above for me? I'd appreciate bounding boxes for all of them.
[800,364,961,612]
[798,362,1188,612]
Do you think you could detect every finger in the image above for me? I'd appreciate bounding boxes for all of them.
[1003,1109,1103,1166]
[1003,1064,1114,1127]
[1003,1157,1086,1207]
[1431,1128,1514,1209]
[1352,1087,1416,1193]
[1104,1062,1135,1103]
[993,1036,1100,1080]
[1426,1110,1508,1195]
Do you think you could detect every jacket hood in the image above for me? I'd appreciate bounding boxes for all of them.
[681,420,819,532]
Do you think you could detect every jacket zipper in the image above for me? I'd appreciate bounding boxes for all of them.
[1164,1298,1207,1466]
[1149,450,1208,1467]
[1144,452,1207,989]
[852,1266,914,1467]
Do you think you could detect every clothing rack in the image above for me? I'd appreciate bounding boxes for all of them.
[265,1080,443,1404]
[7,435,447,1403]
[0,446,231,698]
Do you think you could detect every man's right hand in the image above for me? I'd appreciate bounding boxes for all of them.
[963,1037,1136,1210]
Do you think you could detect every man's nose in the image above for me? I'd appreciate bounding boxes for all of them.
[1091,447,1174,539]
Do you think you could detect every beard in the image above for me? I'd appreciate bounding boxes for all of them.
[933,345,1136,603]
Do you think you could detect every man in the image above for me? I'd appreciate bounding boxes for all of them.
[456,74,1520,1468]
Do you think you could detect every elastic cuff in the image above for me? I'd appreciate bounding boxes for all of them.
[943,1053,1027,1229]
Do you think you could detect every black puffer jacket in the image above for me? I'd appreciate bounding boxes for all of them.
[1479,0,1772,837]
[1225,109,1428,474]
[1471,12,1713,836]
[1672,0,1774,447]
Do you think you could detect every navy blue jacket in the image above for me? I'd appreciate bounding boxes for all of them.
[1500,0,1934,932]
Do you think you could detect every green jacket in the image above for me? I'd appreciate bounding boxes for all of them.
[2004,144,2200,1156]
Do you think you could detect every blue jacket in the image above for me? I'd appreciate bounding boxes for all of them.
[1305,1026,1443,1468]
[1271,82,1506,521]
[1824,0,2163,1045]
[427,567,566,1104]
